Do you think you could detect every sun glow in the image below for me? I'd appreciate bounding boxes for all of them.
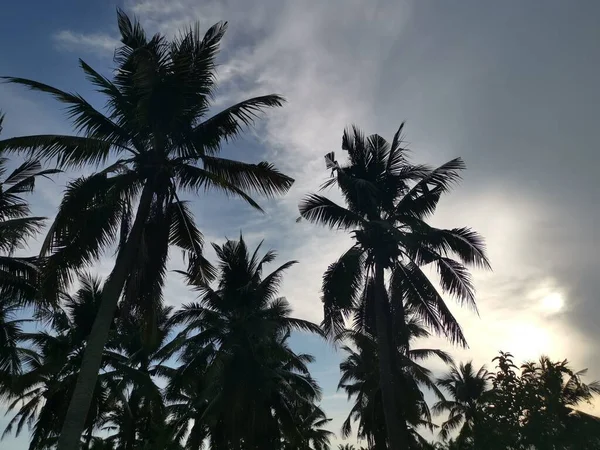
[541,292,564,313]
[507,322,552,361]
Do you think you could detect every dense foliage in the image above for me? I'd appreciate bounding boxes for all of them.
[0,8,598,450]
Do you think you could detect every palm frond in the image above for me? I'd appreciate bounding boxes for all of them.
[321,246,365,338]
[386,122,407,174]
[410,348,454,365]
[201,156,293,197]
[393,262,467,347]
[0,135,117,169]
[2,77,131,148]
[436,258,476,310]
[432,227,491,270]
[396,158,465,214]
[39,172,135,300]
[299,194,364,230]
[168,197,215,283]
[174,163,263,211]
[190,95,285,155]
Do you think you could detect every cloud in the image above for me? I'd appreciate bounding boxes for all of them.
[52,30,119,57]
[26,0,600,445]
[107,0,600,439]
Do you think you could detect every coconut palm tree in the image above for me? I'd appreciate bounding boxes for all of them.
[0,11,293,449]
[519,356,600,449]
[299,124,489,449]
[98,306,179,450]
[338,311,451,450]
[433,362,488,445]
[283,403,334,450]
[2,274,116,450]
[4,276,182,450]
[170,236,324,450]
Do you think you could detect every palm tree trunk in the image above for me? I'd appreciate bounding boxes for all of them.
[57,184,155,450]
[373,263,410,450]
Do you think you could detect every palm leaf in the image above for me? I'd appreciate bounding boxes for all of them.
[393,262,467,347]
[0,135,117,169]
[299,194,365,230]
[201,156,293,197]
[321,246,365,338]
[2,77,131,147]
[174,163,264,211]
[436,257,476,310]
[189,95,285,155]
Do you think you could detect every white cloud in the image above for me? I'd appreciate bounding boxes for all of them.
[28,0,600,445]
[105,0,600,438]
[52,30,119,57]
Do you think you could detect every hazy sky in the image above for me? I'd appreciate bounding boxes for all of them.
[1,0,600,448]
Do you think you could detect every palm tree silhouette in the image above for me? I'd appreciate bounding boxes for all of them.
[0,11,293,449]
[520,356,600,448]
[338,310,451,450]
[3,275,115,449]
[433,361,488,444]
[168,236,324,449]
[299,124,489,449]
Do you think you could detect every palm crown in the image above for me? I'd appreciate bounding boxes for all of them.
[169,236,325,450]
[0,11,293,305]
[299,124,490,343]
[433,361,489,442]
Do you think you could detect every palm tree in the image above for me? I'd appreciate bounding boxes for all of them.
[0,11,293,449]
[520,356,600,448]
[169,236,324,450]
[283,404,334,450]
[299,124,490,449]
[0,112,58,394]
[433,362,488,445]
[4,275,181,450]
[338,311,451,450]
[98,306,179,450]
[3,274,116,449]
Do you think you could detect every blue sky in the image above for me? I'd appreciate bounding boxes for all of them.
[2,0,600,448]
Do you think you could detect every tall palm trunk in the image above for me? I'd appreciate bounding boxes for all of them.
[57,184,155,450]
[373,263,410,450]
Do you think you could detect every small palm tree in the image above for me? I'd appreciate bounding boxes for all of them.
[283,404,334,450]
[299,124,489,450]
[3,275,115,449]
[338,318,450,450]
[99,306,179,450]
[0,11,293,449]
[433,361,488,443]
[520,356,600,448]
[170,236,324,450]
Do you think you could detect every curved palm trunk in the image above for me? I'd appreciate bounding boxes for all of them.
[57,184,155,450]
[373,263,410,450]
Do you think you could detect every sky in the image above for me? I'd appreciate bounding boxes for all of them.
[1,0,600,448]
